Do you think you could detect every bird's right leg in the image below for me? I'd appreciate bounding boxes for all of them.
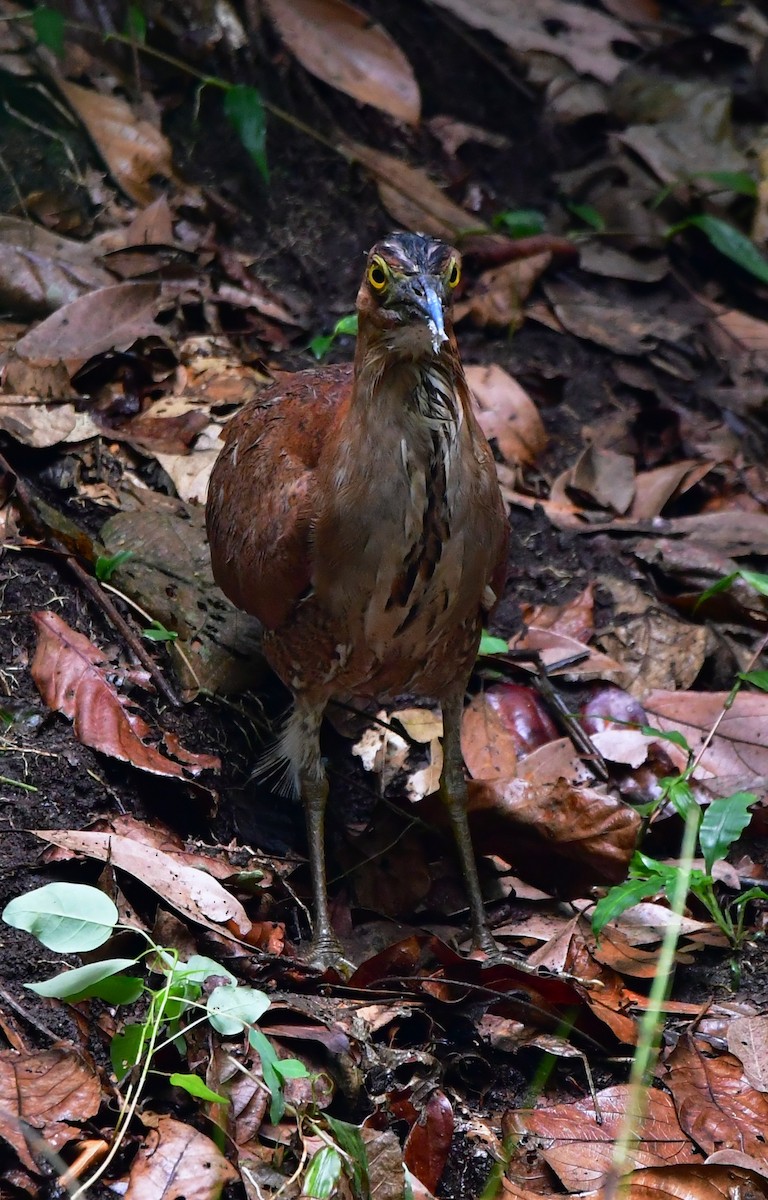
[286,699,347,971]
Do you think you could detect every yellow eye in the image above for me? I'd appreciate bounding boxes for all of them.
[447,259,461,288]
[367,258,388,291]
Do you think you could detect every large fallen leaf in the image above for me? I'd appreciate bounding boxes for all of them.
[0,1048,101,1173]
[507,1085,699,1193]
[644,689,768,792]
[30,610,219,781]
[57,79,175,205]
[34,829,251,937]
[419,777,640,895]
[428,0,639,84]
[8,282,167,378]
[0,399,101,446]
[664,1040,768,1163]
[264,0,419,122]
[466,364,547,466]
[123,1114,237,1199]
[461,685,559,781]
[341,140,485,241]
[500,1163,768,1198]
[727,1016,768,1093]
[0,215,113,317]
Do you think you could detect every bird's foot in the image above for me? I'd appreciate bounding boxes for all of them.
[306,934,354,978]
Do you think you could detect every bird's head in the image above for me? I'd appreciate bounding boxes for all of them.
[356,232,461,360]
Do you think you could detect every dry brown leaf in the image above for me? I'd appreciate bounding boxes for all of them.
[727,1016,768,1093]
[466,364,547,466]
[9,281,167,377]
[510,625,628,684]
[508,1085,698,1193]
[500,1163,768,1199]
[0,215,113,317]
[461,685,558,781]
[34,829,252,936]
[644,689,768,792]
[456,254,552,328]
[521,584,595,644]
[264,0,419,122]
[57,79,175,205]
[420,776,641,895]
[30,610,220,782]
[341,140,485,240]
[0,1048,101,1173]
[665,1040,768,1162]
[0,400,101,446]
[124,1114,237,1198]
[429,0,638,82]
[569,444,636,514]
[630,461,714,520]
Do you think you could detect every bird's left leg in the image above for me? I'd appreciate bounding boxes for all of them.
[440,690,497,956]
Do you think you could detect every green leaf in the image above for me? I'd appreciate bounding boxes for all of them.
[310,313,358,360]
[664,777,699,821]
[592,875,668,938]
[225,85,268,184]
[325,1116,370,1198]
[26,957,137,999]
[248,1026,285,1123]
[478,632,509,656]
[111,1023,147,1080]
[492,209,546,238]
[640,725,691,752]
[32,6,65,56]
[125,3,146,42]
[206,984,270,1035]
[304,1147,343,1199]
[729,885,768,911]
[738,569,768,597]
[173,955,235,987]
[694,572,738,610]
[169,1073,229,1104]
[699,792,755,875]
[739,670,768,692]
[3,882,118,952]
[566,202,605,231]
[695,170,757,197]
[95,550,134,581]
[73,974,144,1005]
[142,619,178,642]
[670,214,768,285]
[274,1058,310,1080]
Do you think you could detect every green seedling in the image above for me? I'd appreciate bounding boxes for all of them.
[310,313,359,361]
[142,619,178,641]
[492,209,546,238]
[2,880,310,1190]
[95,549,134,581]
[667,213,768,285]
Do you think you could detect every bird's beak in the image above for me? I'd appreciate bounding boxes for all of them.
[411,275,448,353]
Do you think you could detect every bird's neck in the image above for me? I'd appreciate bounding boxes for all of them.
[352,330,465,440]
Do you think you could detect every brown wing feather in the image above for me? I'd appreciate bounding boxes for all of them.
[206,364,353,630]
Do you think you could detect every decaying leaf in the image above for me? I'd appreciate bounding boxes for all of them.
[664,1039,768,1163]
[0,1048,101,1173]
[727,1016,768,1093]
[30,610,219,781]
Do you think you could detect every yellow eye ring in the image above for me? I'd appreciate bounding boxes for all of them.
[367,258,388,291]
[447,259,461,288]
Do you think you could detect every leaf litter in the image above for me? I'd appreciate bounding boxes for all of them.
[2,1,768,1198]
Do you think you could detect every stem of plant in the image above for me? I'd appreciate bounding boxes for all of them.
[603,801,700,1200]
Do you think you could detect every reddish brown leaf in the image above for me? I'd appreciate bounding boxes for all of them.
[508,1085,699,1193]
[30,610,219,781]
[264,0,420,123]
[466,364,547,467]
[0,1049,100,1173]
[403,1090,454,1193]
[461,684,559,781]
[664,1040,768,1163]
